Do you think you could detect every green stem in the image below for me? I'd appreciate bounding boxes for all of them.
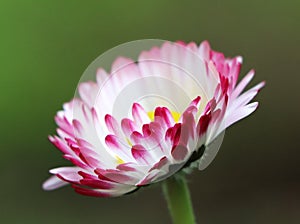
[162,175,196,224]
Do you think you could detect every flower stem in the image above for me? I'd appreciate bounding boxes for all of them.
[162,175,196,224]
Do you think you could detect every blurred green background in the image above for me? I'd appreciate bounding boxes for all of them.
[1,0,299,223]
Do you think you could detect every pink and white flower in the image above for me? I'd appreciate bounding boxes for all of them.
[43,40,264,197]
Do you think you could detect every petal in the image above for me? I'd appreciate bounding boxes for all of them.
[231,69,255,99]
[49,135,73,155]
[78,171,122,190]
[111,57,136,74]
[78,81,99,108]
[198,131,225,170]
[121,118,138,138]
[49,167,83,184]
[42,175,69,191]
[198,40,211,60]
[154,107,174,128]
[105,134,132,162]
[72,184,137,197]
[96,68,109,85]
[131,144,154,165]
[136,169,161,186]
[105,114,123,137]
[149,156,168,172]
[116,163,138,171]
[54,115,73,137]
[73,186,112,197]
[225,102,259,128]
[171,144,188,161]
[132,103,151,126]
[95,168,140,185]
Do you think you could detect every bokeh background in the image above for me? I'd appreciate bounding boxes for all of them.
[1,0,299,223]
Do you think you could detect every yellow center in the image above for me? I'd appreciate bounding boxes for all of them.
[147,111,181,122]
[116,155,125,164]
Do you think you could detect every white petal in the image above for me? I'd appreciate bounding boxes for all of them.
[42,175,69,191]
[78,81,99,108]
[231,70,255,99]
[199,131,225,170]
[225,102,259,128]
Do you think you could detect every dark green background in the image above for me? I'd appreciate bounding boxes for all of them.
[1,0,299,223]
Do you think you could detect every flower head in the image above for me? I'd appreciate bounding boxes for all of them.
[43,40,264,197]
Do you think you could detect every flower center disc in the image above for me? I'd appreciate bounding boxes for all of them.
[147,111,181,122]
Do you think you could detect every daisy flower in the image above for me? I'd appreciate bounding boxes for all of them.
[43,40,264,199]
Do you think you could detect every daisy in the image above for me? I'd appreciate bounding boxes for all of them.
[43,40,264,199]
